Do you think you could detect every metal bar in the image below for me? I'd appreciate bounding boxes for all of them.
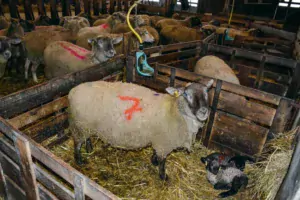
[0,162,8,200]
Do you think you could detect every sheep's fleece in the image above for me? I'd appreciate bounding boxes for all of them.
[68,81,204,158]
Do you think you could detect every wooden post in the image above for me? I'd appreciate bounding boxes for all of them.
[101,0,107,14]
[83,0,91,16]
[117,0,122,11]
[109,0,115,14]
[287,63,300,100]
[0,162,8,200]
[124,0,129,12]
[0,0,3,16]
[14,135,39,200]
[23,0,35,20]
[50,0,59,24]
[8,0,20,19]
[126,56,134,83]
[203,79,222,146]
[254,56,266,89]
[62,0,72,16]
[169,67,176,87]
[74,0,81,15]
[268,98,294,139]
[37,0,46,16]
[275,127,300,200]
[93,0,100,15]
[74,174,85,200]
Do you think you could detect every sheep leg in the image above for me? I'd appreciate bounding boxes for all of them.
[31,62,39,83]
[85,138,93,153]
[218,176,248,198]
[214,183,231,190]
[24,58,31,80]
[151,150,159,166]
[74,139,86,165]
[158,157,168,181]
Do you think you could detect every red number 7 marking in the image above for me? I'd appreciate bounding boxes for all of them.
[118,96,142,120]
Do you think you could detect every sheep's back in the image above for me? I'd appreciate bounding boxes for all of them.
[194,56,240,85]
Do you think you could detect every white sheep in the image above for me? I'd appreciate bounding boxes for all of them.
[43,35,122,79]
[194,56,240,85]
[68,80,213,180]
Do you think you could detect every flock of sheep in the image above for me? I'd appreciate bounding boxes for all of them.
[0,11,261,84]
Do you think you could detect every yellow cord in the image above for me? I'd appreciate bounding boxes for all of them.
[127,0,143,44]
[228,0,235,25]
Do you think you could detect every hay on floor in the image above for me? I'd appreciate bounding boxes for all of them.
[50,135,254,200]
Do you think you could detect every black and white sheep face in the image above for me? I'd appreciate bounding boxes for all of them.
[88,36,123,58]
[0,38,20,78]
[166,79,213,122]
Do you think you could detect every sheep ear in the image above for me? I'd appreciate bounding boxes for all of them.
[112,37,122,44]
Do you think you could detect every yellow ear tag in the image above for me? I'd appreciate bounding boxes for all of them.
[174,91,180,98]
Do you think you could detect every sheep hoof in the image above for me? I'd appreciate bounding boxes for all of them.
[159,173,168,181]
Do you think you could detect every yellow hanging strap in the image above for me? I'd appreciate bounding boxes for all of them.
[127,0,143,44]
[228,0,235,25]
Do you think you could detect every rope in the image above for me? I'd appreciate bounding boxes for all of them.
[228,0,235,25]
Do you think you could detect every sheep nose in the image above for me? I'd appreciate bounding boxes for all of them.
[199,107,208,114]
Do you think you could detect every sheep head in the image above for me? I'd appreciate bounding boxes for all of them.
[135,27,155,43]
[88,35,122,59]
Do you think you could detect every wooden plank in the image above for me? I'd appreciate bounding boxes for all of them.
[8,96,69,129]
[250,23,296,41]
[269,98,294,139]
[101,0,107,14]
[109,0,114,14]
[218,90,276,126]
[207,44,297,69]
[0,162,8,199]
[156,64,281,105]
[0,136,18,164]
[275,128,300,200]
[0,151,23,187]
[5,175,26,200]
[34,164,75,200]
[28,112,68,143]
[0,117,120,200]
[148,49,198,64]
[14,136,39,200]
[38,183,59,200]
[74,174,85,200]
[209,111,269,156]
[0,57,124,119]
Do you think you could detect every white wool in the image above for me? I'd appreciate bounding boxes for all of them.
[194,56,240,85]
[68,81,200,158]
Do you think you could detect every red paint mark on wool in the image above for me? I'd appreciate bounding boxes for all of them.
[218,155,225,164]
[118,96,142,120]
[99,24,109,29]
[59,42,90,60]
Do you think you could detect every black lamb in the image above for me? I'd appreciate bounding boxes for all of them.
[201,153,253,198]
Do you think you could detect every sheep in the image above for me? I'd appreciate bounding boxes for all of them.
[160,25,207,44]
[111,24,159,47]
[149,16,166,27]
[23,28,77,82]
[59,16,90,35]
[0,19,25,38]
[0,36,22,78]
[0,16,10,30]
[293,26,300,61]
[201,153,252,198]
[34,15,51,26]
[68,80,214,180]
[155,16,202,31]
[93,15,122,30]
[216,27,258,40]
[44,35,122,79]
[194,56,240,85]
[76,27,155,54]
